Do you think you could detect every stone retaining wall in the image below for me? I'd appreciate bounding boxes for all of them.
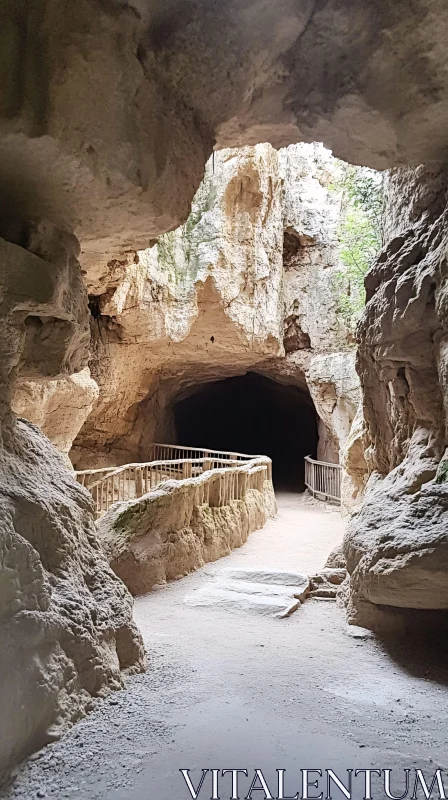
[97,469,277,596]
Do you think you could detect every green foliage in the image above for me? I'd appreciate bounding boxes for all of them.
[331,163,384,330]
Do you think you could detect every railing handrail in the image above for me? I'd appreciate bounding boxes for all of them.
[304,454,341,504]
[76,456,246,479]
[80,457,254,489]
[75,446,272,518]
[150,442,258,459]
[304,455,341,469]
[76,445,257,479]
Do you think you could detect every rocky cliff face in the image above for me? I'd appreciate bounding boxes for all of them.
[67,143,359,471]
[0,421,145,778]
[344,166,448,630]
[0,225,145,780]
[10,145,362,479]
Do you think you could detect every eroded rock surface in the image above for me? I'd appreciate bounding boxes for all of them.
[308,352,360,463]
[2,0,448,276]
[0,227,90,431]
[0,420,144,780]
[12,369,99,461]
[344,166,448,629]
[2,1,448,778]
[0,225,144,780]
[340,406,368,514]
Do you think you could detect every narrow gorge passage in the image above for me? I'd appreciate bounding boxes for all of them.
[6,494,448,800]
[173,373,318,490]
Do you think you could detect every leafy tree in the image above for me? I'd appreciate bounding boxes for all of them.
[331,163,384,331]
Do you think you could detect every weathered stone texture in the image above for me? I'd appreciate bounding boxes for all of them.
[0,229,90,433]
[340,406,368,514]
[2,0,448,277]
[307,352,360,462]
[279,145,347,354]
[12,369,99,460]
[0,225,144,780]
[344,166,448,628]
[0,420,144,780]
[2,0,448,776]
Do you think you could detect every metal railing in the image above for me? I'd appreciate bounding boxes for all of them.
[76,444,272,518]
[304,455,341,503]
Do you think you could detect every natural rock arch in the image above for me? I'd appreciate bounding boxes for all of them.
[2,0,448,270]
[2,1,448,779]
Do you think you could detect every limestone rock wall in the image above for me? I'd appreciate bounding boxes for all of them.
[1,0,447,282]
[0,226,144,780]
[71,145,283,466]
[0,226,90,431]
[343,166,448,629]
[279,145,347,354]
[307,352,361,463]
[340,406,368,514]
[12,369,99,461]
[0,420,145,781]
[70,143,357,470]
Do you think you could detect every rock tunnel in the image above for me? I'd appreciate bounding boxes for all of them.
[172,373,318,490]
[3,0,448,784]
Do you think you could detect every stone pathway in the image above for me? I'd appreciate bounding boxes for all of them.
[4,493,448,800]
[184,566,311,618]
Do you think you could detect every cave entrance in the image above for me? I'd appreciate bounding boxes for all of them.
[172,372,318,490]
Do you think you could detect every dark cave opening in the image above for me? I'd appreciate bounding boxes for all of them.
[172,372,318,490]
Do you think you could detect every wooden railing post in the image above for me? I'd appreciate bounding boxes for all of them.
[135,468,144,498]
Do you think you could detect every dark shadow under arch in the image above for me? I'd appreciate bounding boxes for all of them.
[172,372,318,490]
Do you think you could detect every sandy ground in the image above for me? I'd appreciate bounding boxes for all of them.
[3,493,448,800]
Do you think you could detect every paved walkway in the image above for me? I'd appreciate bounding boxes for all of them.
[5,494,448,800]
[213,490,345,574]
